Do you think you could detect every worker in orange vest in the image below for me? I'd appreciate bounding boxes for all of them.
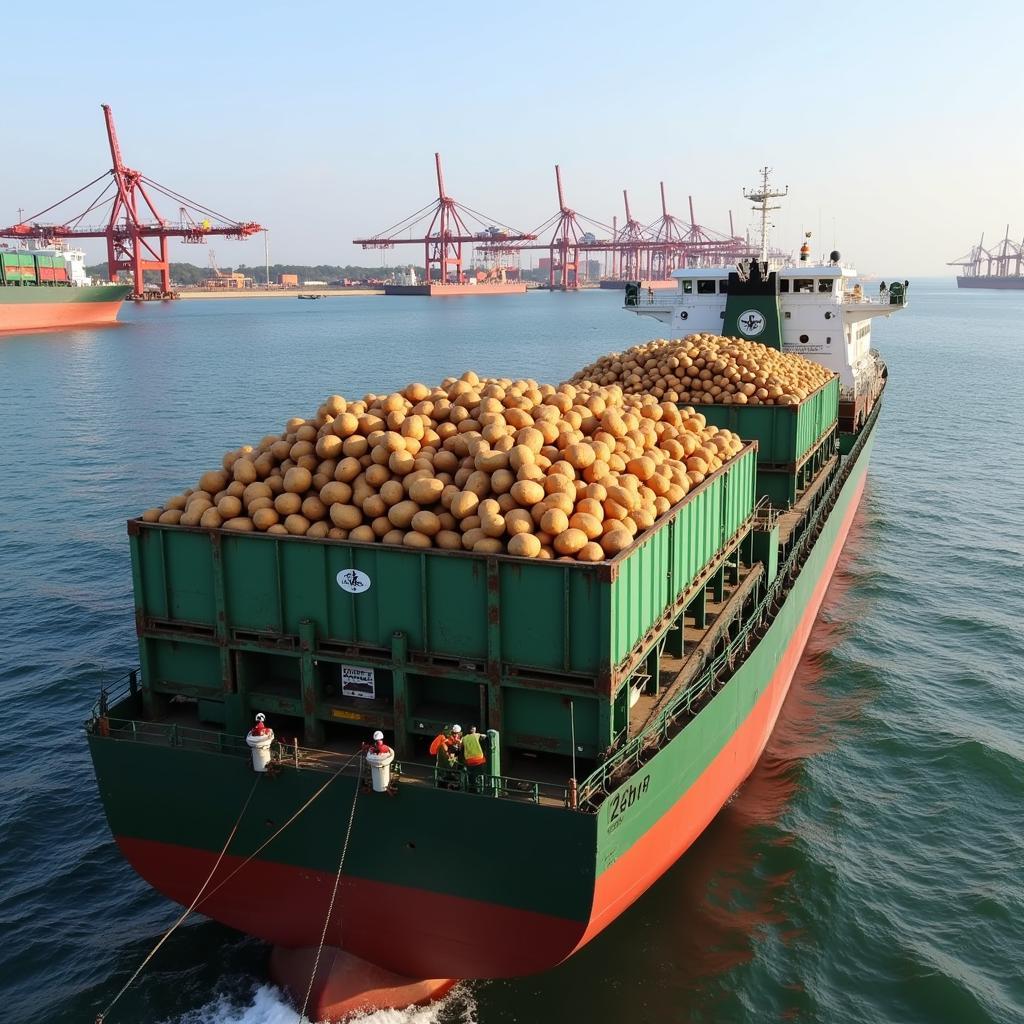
[429,725,452,757]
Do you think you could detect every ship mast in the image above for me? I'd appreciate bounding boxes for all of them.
[743,167,788,262]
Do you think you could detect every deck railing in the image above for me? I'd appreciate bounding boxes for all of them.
[576,401,878,808]
[87,703,569,807]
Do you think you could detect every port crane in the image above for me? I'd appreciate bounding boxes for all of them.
[948,227,1024,278]
[0,104,262,298]
[352,154,536,284]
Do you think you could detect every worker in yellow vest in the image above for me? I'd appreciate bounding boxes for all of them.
[461,725,487,792]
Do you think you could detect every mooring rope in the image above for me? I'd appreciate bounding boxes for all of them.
[95,774,262,1023]
[198,748,364,908]
[297,759,364,1024]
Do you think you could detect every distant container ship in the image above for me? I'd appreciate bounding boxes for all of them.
[949,228,1024,289]
[0,244,130,332]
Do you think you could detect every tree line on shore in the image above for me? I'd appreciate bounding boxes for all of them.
[85,262,405,287]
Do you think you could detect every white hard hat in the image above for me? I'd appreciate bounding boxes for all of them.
[452,724,462,733]
[372,730,384,741]
[255,712,266,722]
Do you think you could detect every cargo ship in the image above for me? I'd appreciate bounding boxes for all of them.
[949,228,1024,289]
[86,182,908,1020]
[0,244,130,333]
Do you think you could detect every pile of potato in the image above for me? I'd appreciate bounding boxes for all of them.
[568,334,834,406]
[142,373,744,561]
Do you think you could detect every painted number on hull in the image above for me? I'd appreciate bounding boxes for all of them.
[607,774,651,833]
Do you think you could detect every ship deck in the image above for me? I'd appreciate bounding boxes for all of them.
[98,441,847,811]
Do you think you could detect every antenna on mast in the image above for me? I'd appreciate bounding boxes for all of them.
[743,167,788,262]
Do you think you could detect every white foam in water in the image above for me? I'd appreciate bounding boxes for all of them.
[165,982,476,1024]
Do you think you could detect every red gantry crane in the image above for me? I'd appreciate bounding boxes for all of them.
[0,104,262,299]
[517,165,615,290]
[352,153,536,285]
[616,189,650,281]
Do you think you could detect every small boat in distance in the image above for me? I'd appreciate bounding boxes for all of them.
[297,293,324,300]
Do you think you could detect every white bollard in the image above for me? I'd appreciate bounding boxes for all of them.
[246,727,275,772]
[365,748,395,792]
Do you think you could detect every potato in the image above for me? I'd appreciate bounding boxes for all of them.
[569,512,603,540]
[473,537,504,554]
[408,476,444,506]
[553,528,587,555]
[431,529,460,549]
[217,495,242,519]
[200,469,229,494]
[284,466,313,494]
[349,524,376,543]
[253,508,279,531]
[540,508,569,536]
[142,508,162,523]
[222,516,254,531]
[576,541,605,562]
[302,495,328,521]
[320,481,353,505]
[510,480,545,507]
[450,491,480,520]
[508,532,541,558]
[403,531,432,548]
[600,528,632,556]
[330,504,363,530]
[199,507,223,529]
[379,480,406,507]
[388,500,420,529]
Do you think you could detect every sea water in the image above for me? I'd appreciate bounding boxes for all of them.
[0,283,1021,1024]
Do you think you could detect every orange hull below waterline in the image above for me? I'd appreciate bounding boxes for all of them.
[0,298,128,333]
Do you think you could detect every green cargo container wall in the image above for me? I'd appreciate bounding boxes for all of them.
[129,446,756,753]
[693,376,839,469]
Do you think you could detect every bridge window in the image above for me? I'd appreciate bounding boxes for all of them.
[793,279,814,293]
[718,280,729,293]
[817,279,834,293]
[779,279,790,292]
[681,280,693,293]
[697,280,716,294]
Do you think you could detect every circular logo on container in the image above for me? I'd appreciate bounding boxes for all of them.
[336,569,372,594]
[737,309,766,336]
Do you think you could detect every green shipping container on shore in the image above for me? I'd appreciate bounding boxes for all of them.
[129,445,757,693]
[693,375,839,469]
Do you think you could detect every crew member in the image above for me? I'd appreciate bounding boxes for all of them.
[449,724,463,757]
[250,712,269,736]
[461,725,487,792]
[435,729,458,788]
[429,725,452,757]
[367,729,391,755]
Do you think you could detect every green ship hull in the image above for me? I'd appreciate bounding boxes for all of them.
[0,283,131,332]
[87,406,876,982]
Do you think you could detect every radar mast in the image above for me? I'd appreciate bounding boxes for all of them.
[743,167,788,263]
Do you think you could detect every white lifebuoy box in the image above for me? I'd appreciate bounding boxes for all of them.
[246,728,275,772]
[366,748,395,792]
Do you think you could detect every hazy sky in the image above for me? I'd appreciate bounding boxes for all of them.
[4,0,1022,277]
